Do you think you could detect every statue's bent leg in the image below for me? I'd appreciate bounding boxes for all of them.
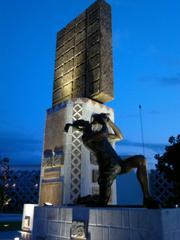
[98,164,121,205]
[121,155,160,208]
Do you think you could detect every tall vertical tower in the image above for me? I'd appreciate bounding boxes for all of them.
[39,0,116,205]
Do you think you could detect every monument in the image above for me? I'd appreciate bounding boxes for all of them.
[38,0,117,206]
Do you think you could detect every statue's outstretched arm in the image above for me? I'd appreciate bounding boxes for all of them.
[64,123,73,132]
[107,119,123,141]
[64,120,89,133]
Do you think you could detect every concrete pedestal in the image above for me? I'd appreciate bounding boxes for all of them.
[39,98,117,206]
[32,206,180,240]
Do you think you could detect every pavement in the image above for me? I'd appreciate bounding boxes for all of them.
[0,231,21,240]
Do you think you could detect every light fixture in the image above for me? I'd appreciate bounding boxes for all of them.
[43,202,53,206]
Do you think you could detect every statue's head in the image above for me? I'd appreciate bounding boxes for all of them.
[91,113,109,132]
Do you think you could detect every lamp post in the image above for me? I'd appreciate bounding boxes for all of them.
[139,105,145,155]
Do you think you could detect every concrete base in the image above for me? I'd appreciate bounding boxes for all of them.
[32,206,180,240]
[22,204,38,232]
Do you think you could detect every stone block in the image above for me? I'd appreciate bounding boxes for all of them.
[48,221,61,236]
[32,218,46,233]
[32,206,180,240]
[33,206,46,220]
[88,226,109,240]
[60,222,71,238]
[52,0,113,106]
[109,228,140,240]
[58,207,72,222]
[46,207,59,221]
[88,208,180,240]
[40,182,63,206]
[89,208,129,227]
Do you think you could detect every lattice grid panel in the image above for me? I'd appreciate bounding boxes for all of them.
[70,104,83,202]
[150,170,175,204]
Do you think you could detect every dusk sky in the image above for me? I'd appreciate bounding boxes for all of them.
[0,0,180,168]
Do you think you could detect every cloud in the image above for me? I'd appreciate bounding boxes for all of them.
[139,73,180,86]
[0,129,42,165]
[117,139,165,152]
[161,74,180,86]
[115,139,166,169]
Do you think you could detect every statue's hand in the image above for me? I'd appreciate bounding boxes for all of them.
[100,113,110,123]
[64,123,72,133]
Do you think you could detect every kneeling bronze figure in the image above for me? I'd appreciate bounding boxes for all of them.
[65,113,159,208]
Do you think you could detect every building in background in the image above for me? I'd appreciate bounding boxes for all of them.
[149,169,174,205]
[3,164,40,212]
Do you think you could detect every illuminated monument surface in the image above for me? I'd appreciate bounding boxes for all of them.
[25,1,180,240]
[53,0,113,104]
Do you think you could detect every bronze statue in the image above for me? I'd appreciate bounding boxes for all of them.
[64,113,159,208]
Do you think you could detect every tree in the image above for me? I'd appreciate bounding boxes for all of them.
[0,157,10,212]
[155,135,180,206]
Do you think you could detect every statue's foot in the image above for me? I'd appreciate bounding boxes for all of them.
[75,195,92,204]
[143,197,161,209]
[75,195,107,207]
[75,195,100,205]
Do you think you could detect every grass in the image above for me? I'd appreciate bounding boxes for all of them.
[0,221,22,231]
